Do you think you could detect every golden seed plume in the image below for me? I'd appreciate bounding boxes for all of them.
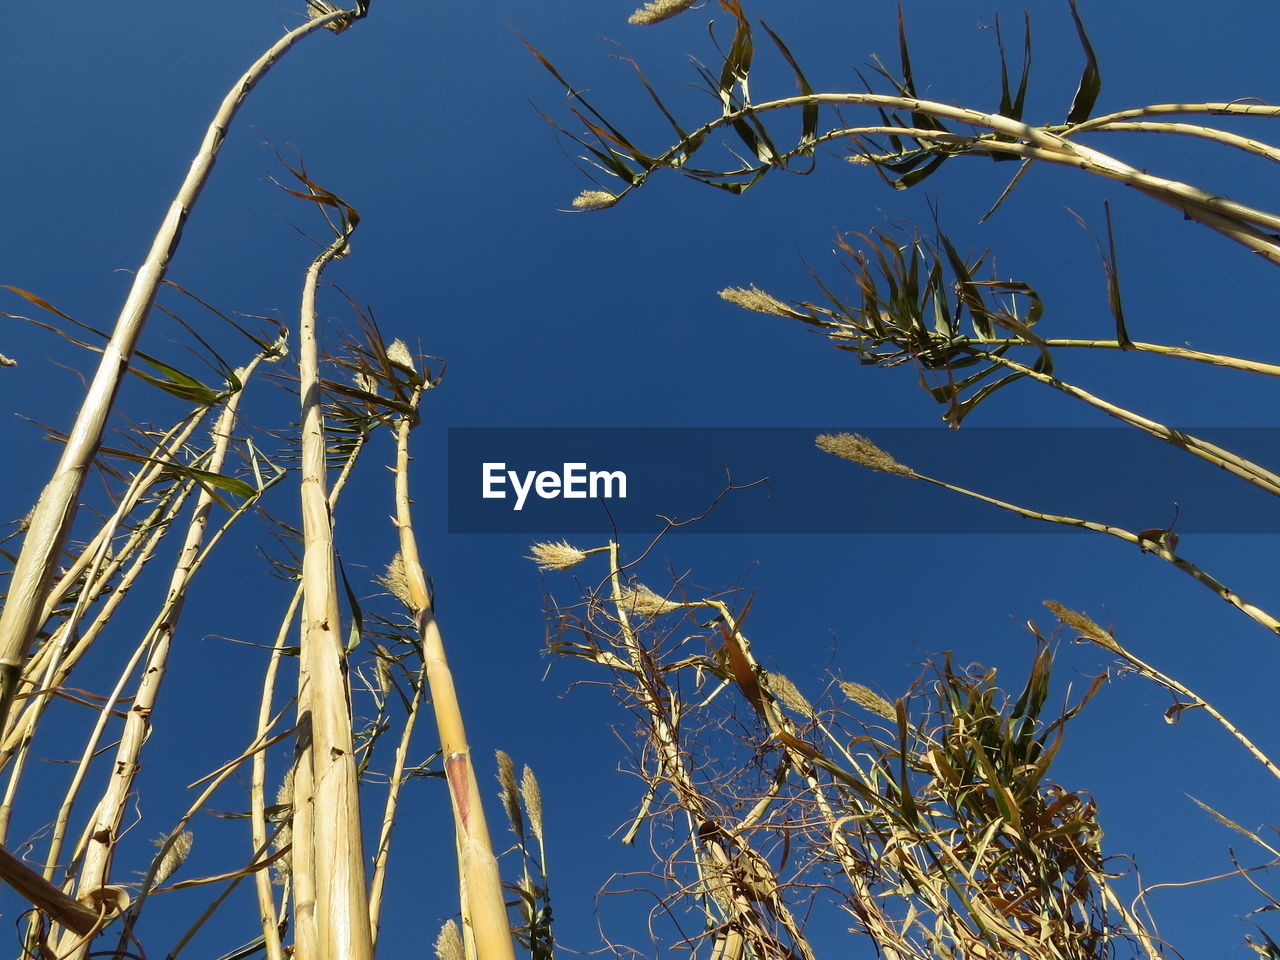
[496,750,524,838]
[353,370,379,394]
[1043,600,1121,653]
[379,552,414,609]
[619,584,684,617]
[386,338,417,374]
[839,681,896,720]
[1189,795,1256,842]
[148,830,193,889]
[272,766,295,884]
[571,189,619,211]
[816,433,914,476]
[528,540,588,572]
[435,920,465,960]
[521,764,544,842]
[0,353,16,367]
[718,285,804,319]
[628,0,697,24]
[766,671,814,719]
[373,645,392,698]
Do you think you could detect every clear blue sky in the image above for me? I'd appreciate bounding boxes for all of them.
[4,1,1280,957]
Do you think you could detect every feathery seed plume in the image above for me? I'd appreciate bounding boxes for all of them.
[521,764,544,842]
[496,750,524,838]
[839,681,896,720]
[816,433,914,476]
[619,583,684,617]
[435,920,465,960]
[379,552,414,609]
[1044,600,1122,653]
[718,285,804,319]
[571,189,619,211]
[529,540,588,572]
[386,338,417,374]
[272,766,295,883]
[148,830,193,889]
[628,0,697,24]
[767,671,815,719]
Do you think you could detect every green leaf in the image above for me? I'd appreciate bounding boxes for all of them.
[760,20,818,152]
[995,12,1033,124]
[134,354,221,406]
[1064,0,1102,124]
[337,554,364,654]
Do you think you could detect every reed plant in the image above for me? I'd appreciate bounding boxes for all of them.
[0,6,537,958]
[526,2,1280,955]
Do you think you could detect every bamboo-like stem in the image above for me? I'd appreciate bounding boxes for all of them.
[37,482,197,903]
[253,588,303,960]
[0,415,209,780]
[0,5,367,738]
[1076,120,1280,163]
[367,660,427,943]
[250,426,367,960]
[390,386,516,960]
[985,353,1280,497]
[293,225,373,960]
[1047,603,1280,783]
[0,483,186,846]
[56,356,271,959]
[840,452,1280,635]
[113,712,296,954]
[1064,101,1280,134]
[601,91,1280,262]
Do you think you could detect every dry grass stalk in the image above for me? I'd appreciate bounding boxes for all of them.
[538,545,1158,960]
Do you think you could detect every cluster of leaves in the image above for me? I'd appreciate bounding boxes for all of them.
[538,542,1154,960]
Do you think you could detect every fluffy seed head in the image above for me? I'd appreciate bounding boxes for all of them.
[1044,600,1121,653]
[767,672,814,719]
[379,552,414,609]
[628,0,697,24]
[521,764,544,842]
[718,285,804,319]
[496,750,524,838]
[528,540,588,572]
[619,584,684,617]
[839,681,896,720]
[387,339,417,374]
[435,920,465,960]
[148,831,193,889]
[816,433,913,476]
[571,189,619,211]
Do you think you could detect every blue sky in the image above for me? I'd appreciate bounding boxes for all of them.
[5,1,1280,957]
